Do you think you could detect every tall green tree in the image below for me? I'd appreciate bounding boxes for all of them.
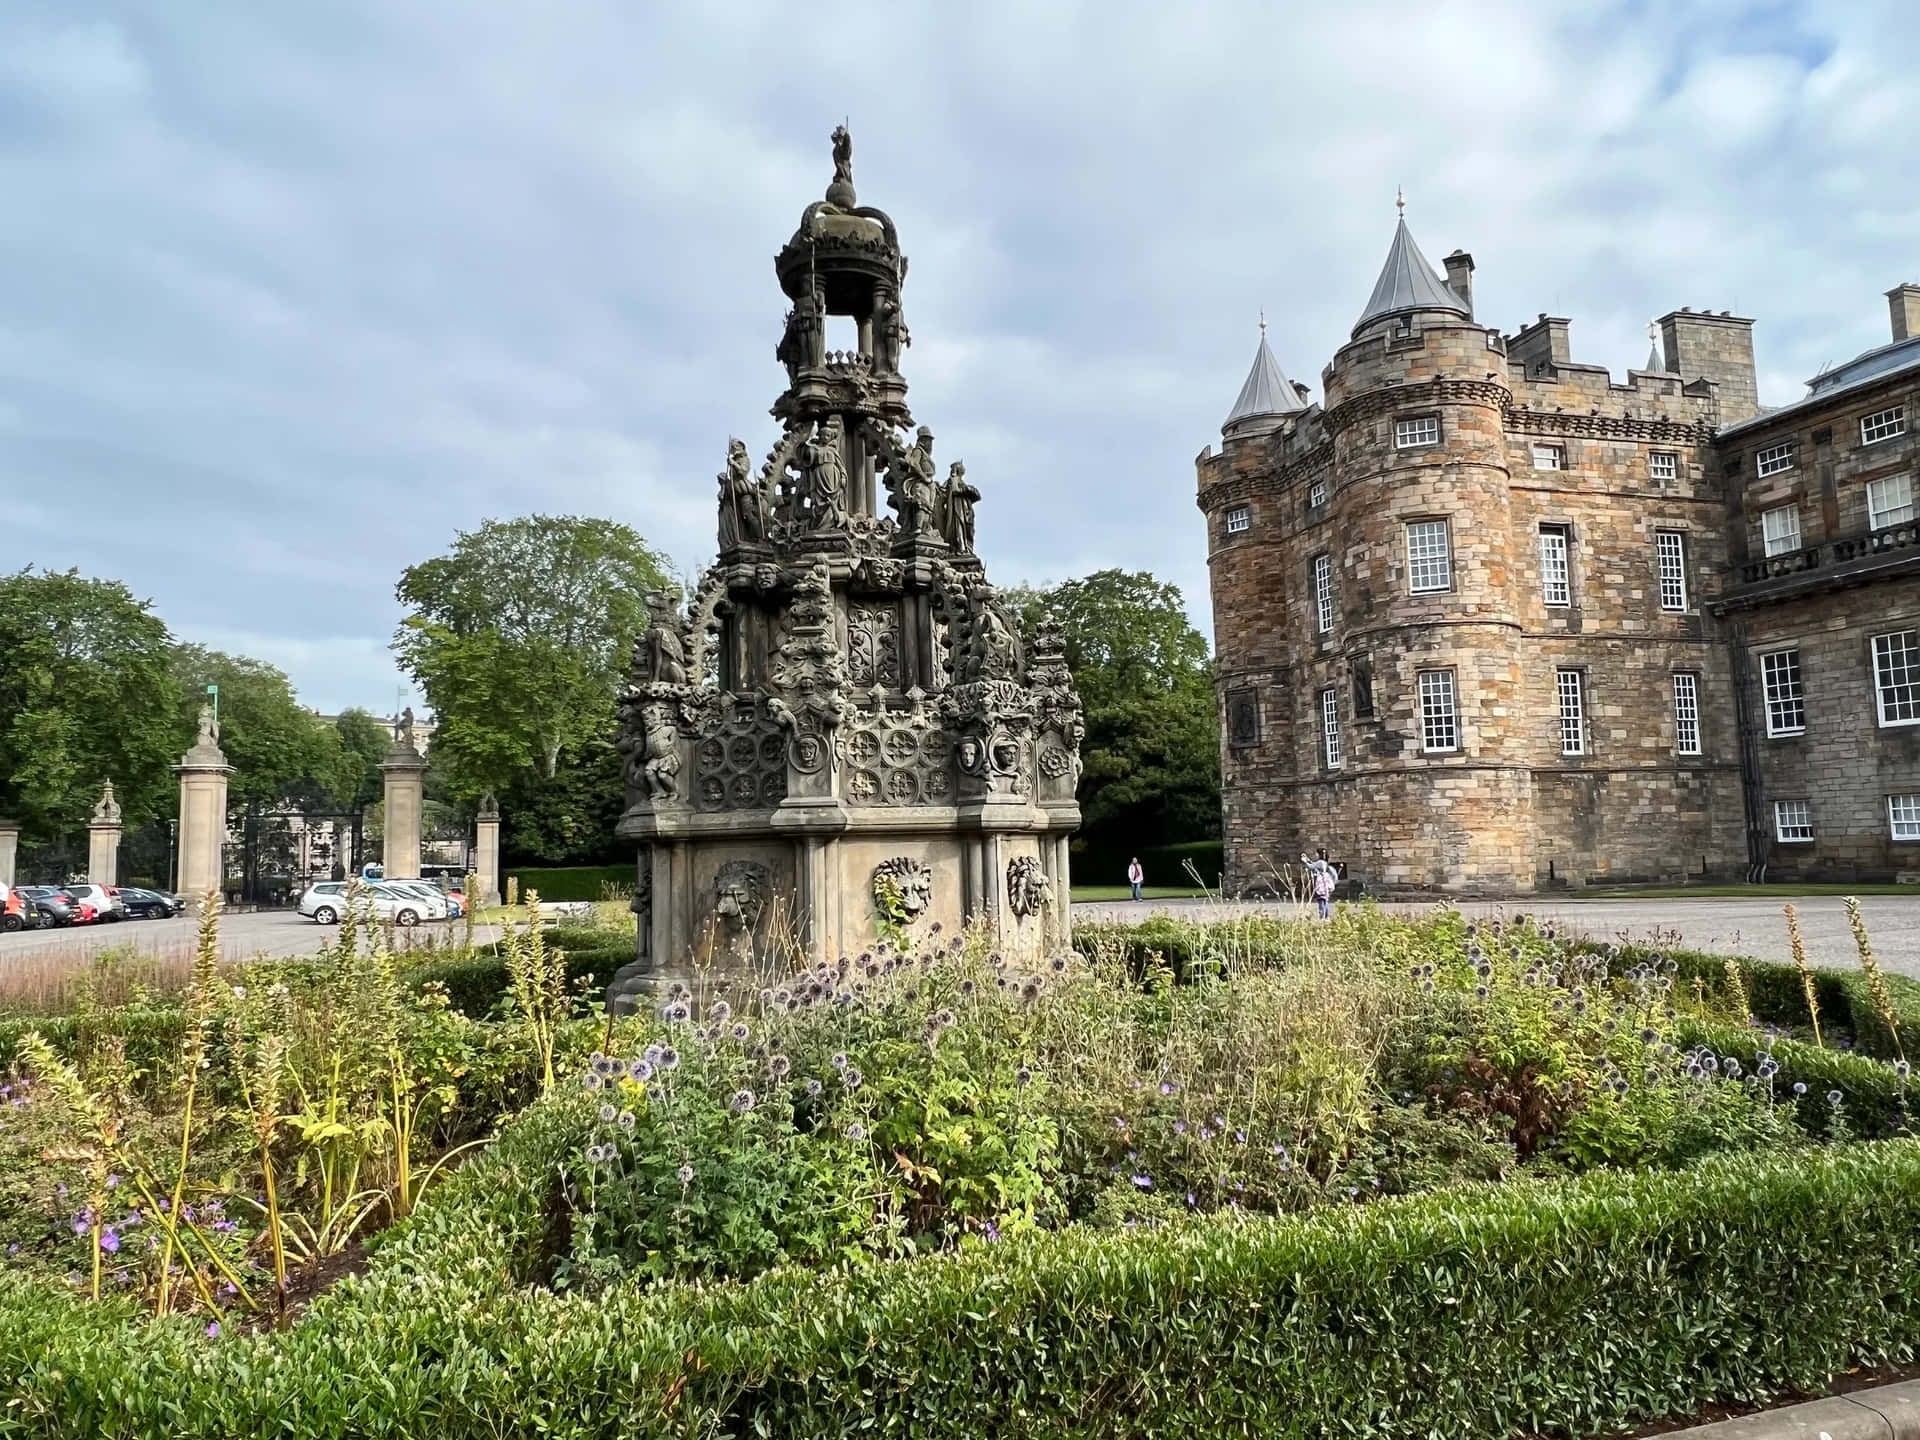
[1013,569,1220,862]
[393,515,672,795]
[170,645,332,810]
[318,708,391,812]
[0,568,180,837]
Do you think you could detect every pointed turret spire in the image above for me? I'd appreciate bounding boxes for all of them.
[1351,195,1469,338]
[1644,321,1669,374]
[1223,316,1307,437]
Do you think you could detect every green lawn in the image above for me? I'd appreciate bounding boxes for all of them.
[1070,885,1211,903]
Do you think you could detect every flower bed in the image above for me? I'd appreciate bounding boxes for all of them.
[6,903,1918,1438]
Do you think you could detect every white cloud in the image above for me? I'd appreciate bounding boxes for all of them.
[1,0,1916,699]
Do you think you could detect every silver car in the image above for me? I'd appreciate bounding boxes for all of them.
[298,881,447,927]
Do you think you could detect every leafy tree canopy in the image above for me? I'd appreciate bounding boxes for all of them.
[170,645,334,811]
[0,568,179,838]
[1011,569,1220,860]
[393,515,672,794]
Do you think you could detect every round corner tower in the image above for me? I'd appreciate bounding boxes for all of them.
[1200,206,1536,894]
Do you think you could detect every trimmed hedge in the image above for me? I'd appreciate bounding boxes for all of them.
[504,866,631,902]
[404,937,635,1018]
[1612,942,1920,1061]
[5,1092,1920,1437]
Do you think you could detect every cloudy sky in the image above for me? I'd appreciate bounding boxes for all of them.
[4,1,1916,712]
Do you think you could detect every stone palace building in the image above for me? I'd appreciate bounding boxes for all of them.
[1199,205,1920,894]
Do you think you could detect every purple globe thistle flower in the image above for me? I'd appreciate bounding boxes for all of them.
[588,1050,605,1068]
[1049,955,1068,975]
[1015,1066,1033,1087]
[1828,1090,1845,1107]
[1792,1081,1808,1096]
[843,1068,863,1091]
[658,1046,679,1070]
[583,1071,605,1093]
[845,1122,867,1141]
[1898,1061,1913,1081]
[960,979,976,996]
[935,1009,956,1028]
[618,1110,636,1131]
[644,1042,664,1064]
[989,953,1006,970]
[759,987,775,1006]
[730,1089,757,1114]
[710,1000,731,1024]
[805,1078,823,1097]
[769,1055,792,1079]
[629,1059,655,1082]
[831,1052,849,1071]
[598,1103,617,1124]
[731,1022,751,1043]
[1020,980,1041,1004]
[677,1163,695,1185]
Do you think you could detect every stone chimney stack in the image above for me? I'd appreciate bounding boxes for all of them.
[1657,308,1759,425]
[1887,284,1920,343]
[1443,250,1475,315]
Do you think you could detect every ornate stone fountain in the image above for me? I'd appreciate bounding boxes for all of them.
[608,128,1082,1008]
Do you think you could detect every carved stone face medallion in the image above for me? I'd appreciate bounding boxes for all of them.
[1006,855,1051,920]
[712,860,770,947]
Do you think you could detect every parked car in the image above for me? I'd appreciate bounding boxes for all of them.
[62,884,128,923]
[298,880,447,927]
[117,887,183,919]
[1,882,44,932]
[297,881,351,925]
[383,879,464,919]
[18,887,77,927]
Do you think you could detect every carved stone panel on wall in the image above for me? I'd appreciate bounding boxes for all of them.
[846,603,902,690]
[1226,689,1262,748]
[839,698,951,806]
[693,701,789,811]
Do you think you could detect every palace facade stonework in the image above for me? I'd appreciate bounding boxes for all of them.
[1200,211,1920,894]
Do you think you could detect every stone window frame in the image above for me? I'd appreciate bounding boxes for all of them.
[1307,477,1329,510]
[1761,503,1802,557]
[1417,668,1460,754]
[1312,553,1336,635]
[1867,474,1914,531]
[1648,450,1680,482]
[1394,414,1441,450]
[1404,518,1453,595]
[1654,530,1689,612]
[1538,524,1571,608]
[1773,798,1814,844]
[1871,629,1920,728]
[1531,442,1566,472]
[1759,648,1806,737]
[1320,686,1343,770]
[1555,667,1587,757]
[1224,503,1252,536]
[1671,672,1702,757]
[1888,794,1920,843]
[1756,442,1796,478]
[1861,405,1907,447]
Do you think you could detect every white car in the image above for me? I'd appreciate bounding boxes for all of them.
[298,881,447,927]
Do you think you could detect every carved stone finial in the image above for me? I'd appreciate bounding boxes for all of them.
[827,124,855,208]
[90,781,121,827]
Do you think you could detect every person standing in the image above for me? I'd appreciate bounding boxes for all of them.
[1126,856,1144,903]
[1302,851,1337,920]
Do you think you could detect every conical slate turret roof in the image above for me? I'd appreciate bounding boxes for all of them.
[1352,207,1469,337]
[1223,322,1306,435]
